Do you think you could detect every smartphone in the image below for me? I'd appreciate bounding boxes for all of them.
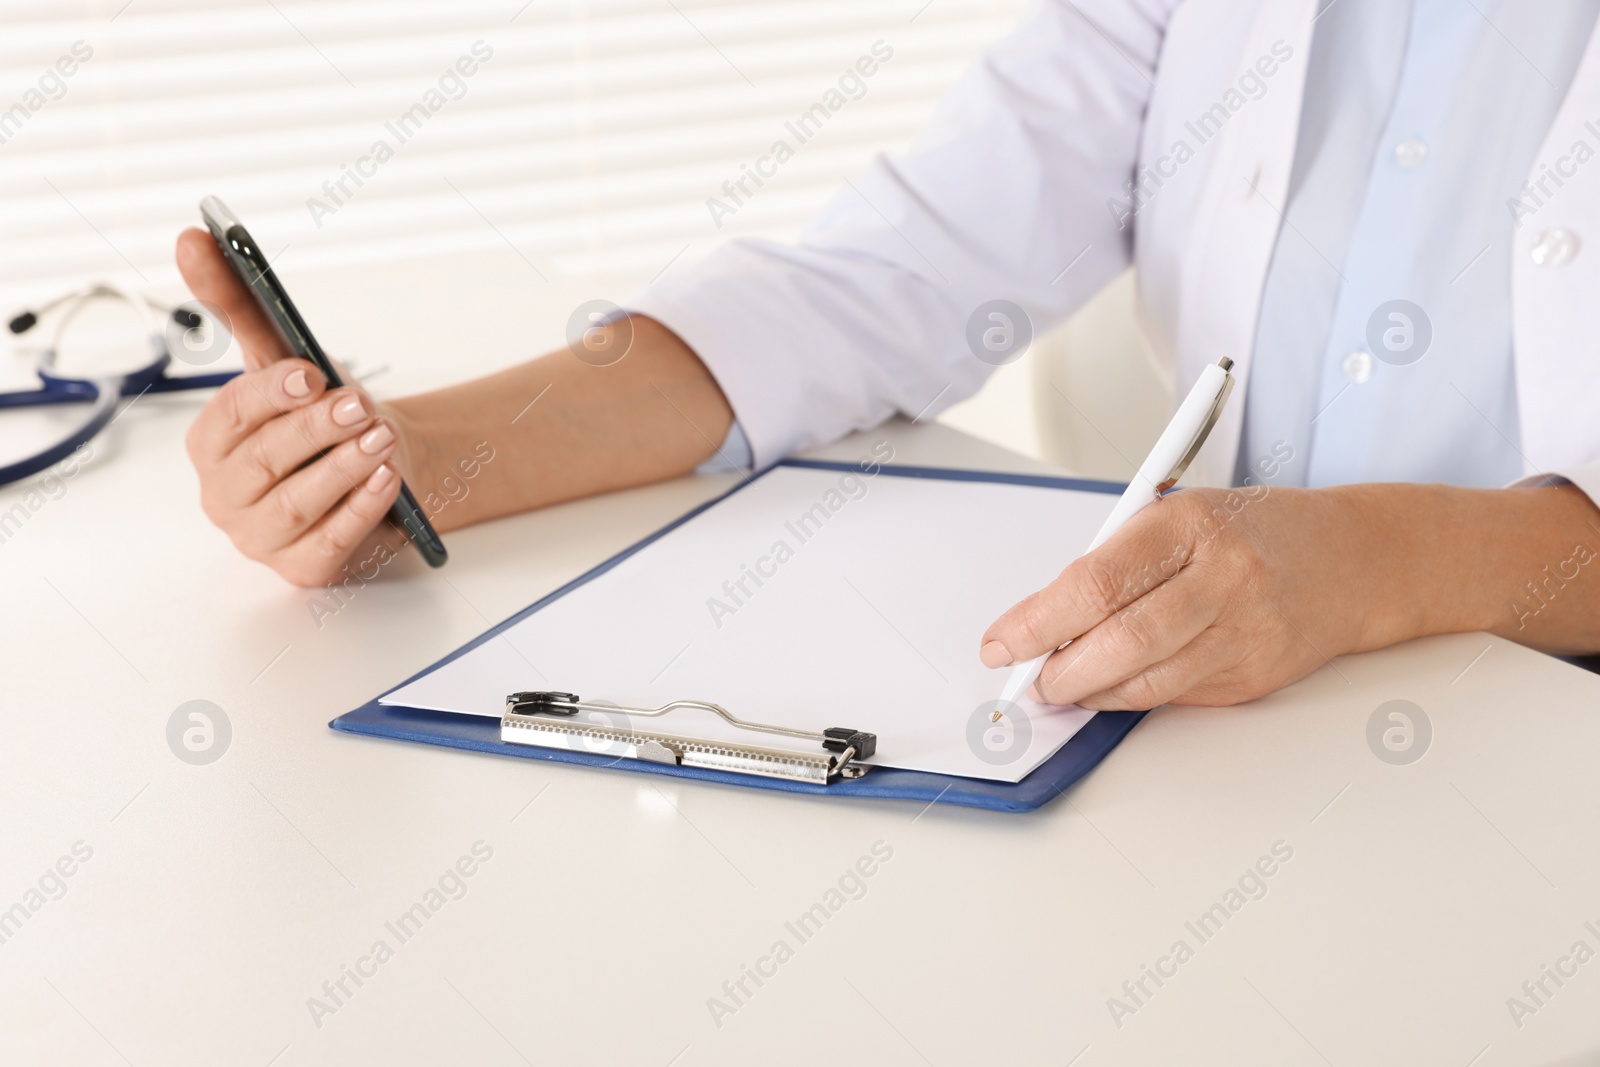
[199,196,447,568]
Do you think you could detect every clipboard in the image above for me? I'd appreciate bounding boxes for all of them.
[330,460,1149,813]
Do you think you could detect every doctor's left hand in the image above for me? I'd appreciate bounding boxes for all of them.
[974,481,1591,710]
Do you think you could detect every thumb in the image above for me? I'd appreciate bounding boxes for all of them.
[174,227,292,372]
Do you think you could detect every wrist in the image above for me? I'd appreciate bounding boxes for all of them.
[1338,482,1600,648]
[1333,483,1482,648]
[380,395,462,533]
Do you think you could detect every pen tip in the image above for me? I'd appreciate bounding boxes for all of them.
[990,710,1003,722]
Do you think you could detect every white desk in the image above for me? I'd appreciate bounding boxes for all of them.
[3,251,1599,1066]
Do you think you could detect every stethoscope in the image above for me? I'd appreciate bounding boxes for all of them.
[1,282,239,487]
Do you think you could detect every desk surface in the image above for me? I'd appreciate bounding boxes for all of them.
[3,253,1599,1066]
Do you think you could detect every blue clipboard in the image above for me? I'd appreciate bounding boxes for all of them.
[331,460,1148,813]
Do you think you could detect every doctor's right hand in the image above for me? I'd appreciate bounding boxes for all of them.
[176,228,411,587]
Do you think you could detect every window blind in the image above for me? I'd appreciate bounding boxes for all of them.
[0,0,1026,302]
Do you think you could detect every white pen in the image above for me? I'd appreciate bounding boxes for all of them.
[994,356,1238,716]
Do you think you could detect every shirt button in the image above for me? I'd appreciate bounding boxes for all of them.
[1394,139,1428,167]
[1342,351,1374,384]
[1530,228,1580,267]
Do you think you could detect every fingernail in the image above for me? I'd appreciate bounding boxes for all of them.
[359,422,394,454]
[980,640,1013,668]
[366,464,394,492]
[283,369,310,398]
[332,394,367,426]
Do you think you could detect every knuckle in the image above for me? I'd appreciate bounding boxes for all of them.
[311,518,360,565]
[1178,489,1226,538]
[1113,671,1164,710]
[1172,488,1217,519]
[1075,557,1126,617]
[280,412,320,456]
[1231,541,1270,586]
[269,486,311,533]
[242,430,280,483]
[1010,595,1055,653]
[1107,603,1160,657]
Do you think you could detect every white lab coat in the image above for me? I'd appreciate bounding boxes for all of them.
[630,0,1600,501]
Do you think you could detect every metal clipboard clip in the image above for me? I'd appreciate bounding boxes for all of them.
[502,691,878,785]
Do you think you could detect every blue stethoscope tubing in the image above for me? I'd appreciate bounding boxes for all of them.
[0,283,238,487]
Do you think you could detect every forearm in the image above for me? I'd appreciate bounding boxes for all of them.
[387,315,733,531]
[1352,481,1600,655]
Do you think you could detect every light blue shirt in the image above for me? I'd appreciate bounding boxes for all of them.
[702,0,1600,483]
[1239,0,1600,489]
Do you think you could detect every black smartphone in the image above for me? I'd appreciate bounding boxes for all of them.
[199,196,447,568]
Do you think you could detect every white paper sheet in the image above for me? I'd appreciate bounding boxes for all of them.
[383,465,1119,783]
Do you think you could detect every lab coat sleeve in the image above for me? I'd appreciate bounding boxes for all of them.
[623,0,1177,469]
[1515,463,1600,512]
